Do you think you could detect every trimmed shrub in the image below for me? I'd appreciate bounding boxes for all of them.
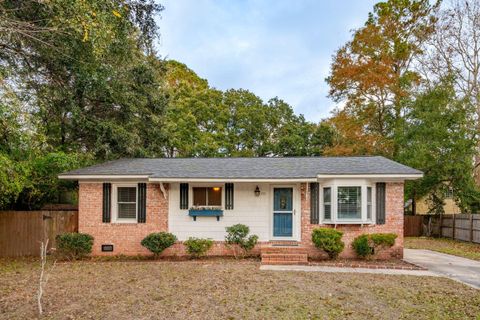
[351,235,372,258]
[184,237,214,258]
[225,224,259,258]
[141,232,177,257]
[352,233,398,259]
[55,233,94,260]
[311,228,345,259]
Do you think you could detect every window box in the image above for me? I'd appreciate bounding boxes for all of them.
[188,207,224,221]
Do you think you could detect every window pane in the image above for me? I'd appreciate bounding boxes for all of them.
[337,187,361,220]
[193,187,207,206]
[324,205,331,220]
[367,187,372,220]
[208,187,222,206]
[118,203,136,219]
[118,187,136,202]
[323,187,331,220]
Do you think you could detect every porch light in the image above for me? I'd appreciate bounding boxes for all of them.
[254,186,260,197]
[213,187,221,192]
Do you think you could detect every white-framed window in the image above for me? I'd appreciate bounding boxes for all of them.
[367,186,372,220]
[321,181,375,224]
[337,186,362,220]
[323,187,332,221]
[113,184,137,222]
[192,187,222,207]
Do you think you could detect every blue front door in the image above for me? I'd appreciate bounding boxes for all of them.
[273,188,293,237]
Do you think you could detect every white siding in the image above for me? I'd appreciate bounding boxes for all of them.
[169,182,298,241]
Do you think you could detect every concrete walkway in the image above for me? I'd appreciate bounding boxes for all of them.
[404,248,480,289]
[260,264,437,276]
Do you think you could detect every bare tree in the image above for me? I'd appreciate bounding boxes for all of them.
[37,239,56,316]
[419,0,480,180]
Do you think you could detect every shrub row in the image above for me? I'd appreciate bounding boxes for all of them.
[311,228,398,260]
[56,227,397,261]
[55,224,258,260]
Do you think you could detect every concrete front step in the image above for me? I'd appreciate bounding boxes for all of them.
[261,253,309,265]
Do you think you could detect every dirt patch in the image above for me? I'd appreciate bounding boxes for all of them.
[405,237,480,261]
[1,259,479,319]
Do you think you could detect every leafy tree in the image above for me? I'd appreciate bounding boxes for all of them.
[326,0,439,157]
[418,0,480,183]
[397,78,479,213]
[0,0,165,160]
[0,0,164,209]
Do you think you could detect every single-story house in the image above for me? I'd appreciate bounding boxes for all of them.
[59,156,422,264]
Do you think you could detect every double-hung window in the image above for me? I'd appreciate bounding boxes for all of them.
[323,187,332,221]
[192,187,222,207]
[337,187,362,220]
[114,185,137,222]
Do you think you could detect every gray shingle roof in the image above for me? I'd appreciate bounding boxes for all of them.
[59,156,422,179]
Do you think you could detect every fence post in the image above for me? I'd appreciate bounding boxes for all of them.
[452,214,456,240]
[470,214,474,243]
[439,214,443,237]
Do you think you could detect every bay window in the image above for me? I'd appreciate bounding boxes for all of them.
[321,182,375,224]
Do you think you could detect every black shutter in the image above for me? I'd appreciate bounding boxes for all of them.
[180,183,189,209]
[310,183,319,224]
[376,183,386,225]
[137,183,147,223]
[225,183,234,210]
[102,183,111,223]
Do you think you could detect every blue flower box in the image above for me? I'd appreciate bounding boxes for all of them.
[188,209,224,221]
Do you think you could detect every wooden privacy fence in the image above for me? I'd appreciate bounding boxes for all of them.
[404,214,480,244]
[439,214,480,243]
[404,215,424,237]
[0,211,78,257]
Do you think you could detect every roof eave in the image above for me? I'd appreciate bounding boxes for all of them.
[58,174,150,180]
[316,173,423,181]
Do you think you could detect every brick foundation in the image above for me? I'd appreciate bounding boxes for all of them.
[300,182,404,260]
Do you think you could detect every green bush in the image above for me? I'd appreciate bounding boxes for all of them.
[352,233,398,259]
[184,237,214,258]
[141,232,177,257]
[351,235,372,258]
[311,228,345,259]
[225,224,259,258]
[55,232,94,260]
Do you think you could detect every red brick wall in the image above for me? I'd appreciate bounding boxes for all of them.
[78,183,169,256]
[300,182,404,259]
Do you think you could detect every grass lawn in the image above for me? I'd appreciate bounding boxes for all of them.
[1,258,480,320]
[405,237,480,261]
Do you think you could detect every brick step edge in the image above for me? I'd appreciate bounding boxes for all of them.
[262,253,308,259]
[262,261,309,265]
[261,247,308,254]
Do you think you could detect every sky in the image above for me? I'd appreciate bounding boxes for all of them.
[156,0,377,122]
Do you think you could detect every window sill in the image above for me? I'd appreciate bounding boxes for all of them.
[322,220,374,225]
[112,219,138,224]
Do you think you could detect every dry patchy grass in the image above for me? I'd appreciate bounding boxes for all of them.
[0,258,479,320]
[405,237,480,261]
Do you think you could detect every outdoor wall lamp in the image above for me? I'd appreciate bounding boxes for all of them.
[254,186,261,197]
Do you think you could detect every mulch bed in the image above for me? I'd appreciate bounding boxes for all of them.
[309,258,426,270]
